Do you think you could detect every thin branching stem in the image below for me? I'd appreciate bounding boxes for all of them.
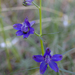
[32,2,40,9]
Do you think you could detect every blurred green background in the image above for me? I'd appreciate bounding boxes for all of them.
[0,0,75,75]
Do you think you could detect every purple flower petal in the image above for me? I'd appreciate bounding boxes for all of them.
[30,21,35,26]
[24,27,29,32]
[29,31,34,34]
[52,54,63,61]
[16,30,23,36]
[30,27,34,31]
[29,27,34,34]
[32,55,44,62]
[24,18,30,27]
[13,24,22,30]
[49,60,59,72]
[23,32,30,39]
[45,47,51,54]
[26,0,33,2]
[44,47,51,57]
[21,24,29,32]
[40,61,47,74]
[23,0,33,6]
[26,2,32,6]
[21,25,25,31]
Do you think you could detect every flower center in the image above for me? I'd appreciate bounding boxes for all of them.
[45,55,51,64]
[23,28,30,34]
[23,31,27,34]
[21,23,30,34]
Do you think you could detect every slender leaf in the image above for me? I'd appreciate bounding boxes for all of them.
[39,36,45,42]
[43,43,46,51]
[34,32,44,41]
[58,62,65,75]
[62,48,75,55]
[34,32,45,41]
[42,32,59,36]
[59,68,75,74]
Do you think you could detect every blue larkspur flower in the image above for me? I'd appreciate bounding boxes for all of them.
[32,47,63,74]
[13,18,35,39]
[23,0,33,6]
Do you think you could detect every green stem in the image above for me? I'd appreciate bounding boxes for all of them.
[34,32,40,37]
[0,1,12,71]
[39,0,44,55]
[32,2,40,9]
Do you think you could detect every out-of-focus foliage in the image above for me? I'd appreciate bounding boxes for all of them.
[0,0,75,75]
